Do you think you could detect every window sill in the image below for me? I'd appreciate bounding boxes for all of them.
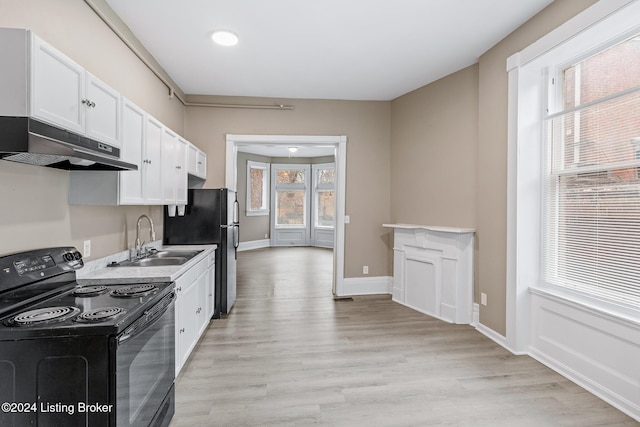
[529,286,640,329]
[246,210,269,217]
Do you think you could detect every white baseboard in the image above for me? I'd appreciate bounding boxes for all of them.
[341,276,392,296]
[475,300,640,421]
[471,303,480,327]
[237,239,270,252]
[529,347,640,421]
[475,322,518,353]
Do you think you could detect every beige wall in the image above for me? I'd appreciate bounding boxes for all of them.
[388,0,600,335]
[476,0,599,334]
[0,0,185,258]
[390,64,479,228]
[185,96,391,278]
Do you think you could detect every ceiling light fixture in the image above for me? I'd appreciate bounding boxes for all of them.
[288,147,298,153]
[211,30,239,47]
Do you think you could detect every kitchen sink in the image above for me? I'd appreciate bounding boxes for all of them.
[151,250,203,259]
[109,249,203,267]
[125,257,188,267]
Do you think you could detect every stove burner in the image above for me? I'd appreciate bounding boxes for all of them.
[72,285,108,297]
[8,306,81,326]
[76,307,126,323]
[111,284,158,298]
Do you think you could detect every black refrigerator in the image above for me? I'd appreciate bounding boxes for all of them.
[163,188,238,318]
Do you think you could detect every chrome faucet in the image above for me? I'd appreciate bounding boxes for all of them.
[135,214,156,257]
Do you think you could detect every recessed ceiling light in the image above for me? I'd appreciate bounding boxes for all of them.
[288,147,298,153]
[211,30,239,47]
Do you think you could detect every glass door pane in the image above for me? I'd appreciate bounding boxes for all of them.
[276,190,306,226]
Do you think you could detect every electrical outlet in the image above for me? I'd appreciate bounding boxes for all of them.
[363,265,369,275]
[83,240,91,257]
[481,292,487,306]
[265,234,268,239]
[345,215,350,224]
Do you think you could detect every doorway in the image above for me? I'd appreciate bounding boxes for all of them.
[225,134,347,296]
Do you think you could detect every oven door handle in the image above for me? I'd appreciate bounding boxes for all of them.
[117,292,175,345]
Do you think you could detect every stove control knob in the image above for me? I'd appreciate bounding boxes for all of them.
[73,251,82,261]
[63,253,74,262]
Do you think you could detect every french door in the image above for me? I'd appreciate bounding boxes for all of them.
[270,163,335,247]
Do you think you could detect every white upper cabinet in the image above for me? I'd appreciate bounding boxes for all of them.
[29,32,121,147]
[30,35,85,134]
[144,115,164,204]
[175,137,188,204]
[187,143,207,180]
[161,128,178,203]
[85,72,120,147]
[187,144,198,175]
[118,99,145,204]
[161,129,188,205]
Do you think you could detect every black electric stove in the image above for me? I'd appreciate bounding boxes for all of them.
[0,247,176,427]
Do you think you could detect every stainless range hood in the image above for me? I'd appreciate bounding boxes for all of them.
[0,117,137,171]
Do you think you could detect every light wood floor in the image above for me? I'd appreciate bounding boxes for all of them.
[171,247,637,426]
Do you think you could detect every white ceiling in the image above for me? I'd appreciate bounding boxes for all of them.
[105,0,555,101]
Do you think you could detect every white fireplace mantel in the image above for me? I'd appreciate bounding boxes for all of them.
[383,224,475,324]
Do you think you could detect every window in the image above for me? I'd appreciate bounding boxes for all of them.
[543,35,640,306]
[246,161,269,216]
[274,166,308,227]
[313,164,335,228]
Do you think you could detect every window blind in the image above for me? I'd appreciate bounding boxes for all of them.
[543,86,640,306]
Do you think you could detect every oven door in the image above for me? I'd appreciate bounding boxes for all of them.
[114,292,175,427]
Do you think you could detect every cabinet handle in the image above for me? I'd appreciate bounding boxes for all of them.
[179,328,185,333]
[81,99,96,108]
[176,286,182,292]
[198,162,202,165]
[176,166,182,169]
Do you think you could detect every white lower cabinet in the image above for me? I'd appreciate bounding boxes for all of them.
[206,251,215,319]
[175,256,211,376]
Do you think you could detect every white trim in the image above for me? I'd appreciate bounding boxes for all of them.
[506,0,635,70]
[529,291,640,421]
[474,323,523,355]
[341,276,392,296]
[472,303,480,327]
[245,160,270,216]
[237,239,270,252]
[506,0,640,356]
[506,1,640,421]
[226,134,347,296]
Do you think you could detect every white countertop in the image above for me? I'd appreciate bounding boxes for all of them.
[383,223,475,234]
[77,244,217,285]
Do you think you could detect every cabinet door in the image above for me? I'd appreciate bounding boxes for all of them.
[197,149,207,179]
[177,281,198,374]
[176,138,188,205]
[187,144,198,176]
[143,116,163,204]
[161,128,178,203]
[85,72,120,146]
[30,35,84,134]
[206,255,215,319]
[195,270,209,337]
[119,99,145,204]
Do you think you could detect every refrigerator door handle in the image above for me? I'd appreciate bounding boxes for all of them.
[220,225,230,229]
[233,200,240,224]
